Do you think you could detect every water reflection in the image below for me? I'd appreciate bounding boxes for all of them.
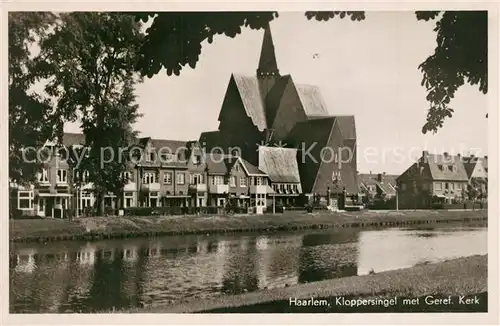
[10,226,487,313]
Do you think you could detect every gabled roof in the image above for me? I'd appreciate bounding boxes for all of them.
[295,84,330,117]
[359,173,398,196]
[426,153,469,181]
[258,146,301,183]
[205,153,267,176]
[232,74,268,131]
[240,157,268,176]
[462,155,488,178]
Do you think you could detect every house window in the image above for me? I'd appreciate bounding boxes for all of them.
[457,183,462,190]
[191,173,203,184]
[81,191,93,210]
[212,176,224,185]
[435,182,442,190]
[240,176,247,187]
[57,169,68,183]
[256,177,262,186]
[286,184,291,193]
[124,191,135,208]
[177,173,185,185]
[81,170,90,182]
[235,164,240,172]
[18,191,34,210]
[192,155,202,164]
[149,191,159,208]
[38,168,49,183]
[292,184,298,193]
[160,153,173,162]
[450,183,455,190]
[230,176,236,187]
[122,171,132,182]
[143,172,155,184]
[401,183,407,191]
[279,184,285,193]
[445,182,449,190]
[149,152,155,162]
[163,172,173,185]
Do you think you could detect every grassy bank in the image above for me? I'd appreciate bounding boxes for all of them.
[131,255,488,313]
[10,209,487,243]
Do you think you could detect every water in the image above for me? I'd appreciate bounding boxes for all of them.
[9,225,487,313]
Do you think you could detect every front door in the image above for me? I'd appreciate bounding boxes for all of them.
[38,198,45,217]
[45,198,54,218]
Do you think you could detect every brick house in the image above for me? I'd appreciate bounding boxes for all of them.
[205,153,269,212]
[358,172,398,202]
[396,151,469,208]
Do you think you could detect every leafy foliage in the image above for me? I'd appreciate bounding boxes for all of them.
[416,11,487,134]
[8,12,57,185]
[35,12,144,211]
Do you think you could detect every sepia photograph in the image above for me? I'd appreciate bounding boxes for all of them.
[4,5,497,322]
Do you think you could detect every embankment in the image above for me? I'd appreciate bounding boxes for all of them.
[10,209,487,243]
[131,254,488,313]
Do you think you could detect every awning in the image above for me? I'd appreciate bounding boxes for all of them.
[266,185,275,194]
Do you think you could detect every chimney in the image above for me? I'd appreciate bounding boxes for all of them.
[422,150,429,163]
[383,172,386,176]
[444,152,448,157]
[369,170,372,175]
[485,155,488,159]
[471,154,475,158]
[457,153,461,158]
[377,173,383,182]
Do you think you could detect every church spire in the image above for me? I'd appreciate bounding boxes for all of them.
[257,23,280,77]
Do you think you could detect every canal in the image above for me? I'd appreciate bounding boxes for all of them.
[9,224,487,313]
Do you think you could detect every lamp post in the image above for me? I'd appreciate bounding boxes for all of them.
[395,185,399,211]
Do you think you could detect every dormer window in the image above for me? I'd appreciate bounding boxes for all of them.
[235,164,240,172]
[438,164,443,171]
[448,165,454,172]
[38,168,49,183]
[192,155,201,165]
[149,152,155,162]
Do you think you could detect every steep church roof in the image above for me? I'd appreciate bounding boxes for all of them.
[257,23,280,77]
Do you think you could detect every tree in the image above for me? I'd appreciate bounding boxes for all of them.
[133,11,486,134]
[35,13,144,215]
[8,12,57,185]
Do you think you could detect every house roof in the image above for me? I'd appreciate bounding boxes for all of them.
[425,153,469,181]
[205,153,267,176]
[295,84,330,117]
[240,157,268,175]
[258,146,301,183]
[462,155,489,178]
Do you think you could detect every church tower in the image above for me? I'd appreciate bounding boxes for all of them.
[256,23,280,77]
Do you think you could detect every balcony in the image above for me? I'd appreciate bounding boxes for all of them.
[208,184,229,194]
[123,182,136,192]
[144,182,161,192]
[249,185,267,194]
[189,183,207,193]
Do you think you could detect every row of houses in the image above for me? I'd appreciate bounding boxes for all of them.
[358,151,488,208]
[12,135,308,218]
[12,23,360,218]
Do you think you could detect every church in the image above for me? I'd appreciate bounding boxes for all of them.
[199,23,360,205]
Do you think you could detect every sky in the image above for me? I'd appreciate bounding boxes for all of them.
[63,11,488,175]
